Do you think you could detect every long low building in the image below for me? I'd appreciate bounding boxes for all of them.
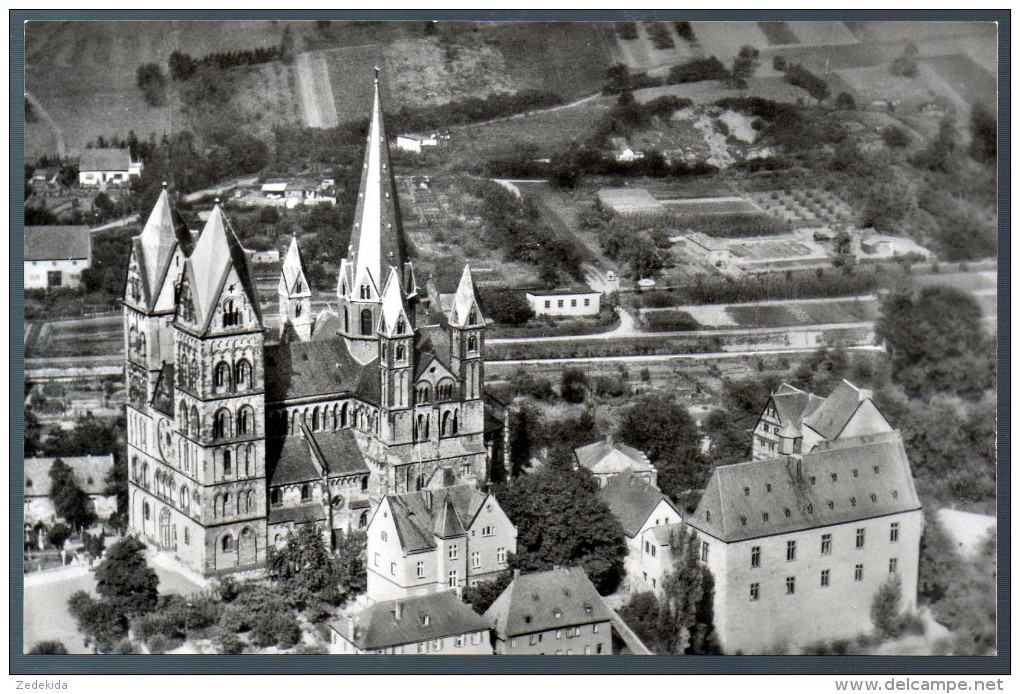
[525,287,601,317]
[24,225,92,290]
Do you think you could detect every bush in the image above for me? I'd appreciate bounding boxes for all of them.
[28,640,68,655]
[560,368,589,404]
[136,63,167,107]
[480,288,534,325]
[667,57,728,84]
[646,23,675,49]
[213,629,246,654]
[784,63,830,101]
[675,22,695,41]
[882,125,911,148]
[835,91,856,110]
[890,44,920,78]
[615,22,639,40]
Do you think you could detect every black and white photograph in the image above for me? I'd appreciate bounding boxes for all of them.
[13,13,1004,673]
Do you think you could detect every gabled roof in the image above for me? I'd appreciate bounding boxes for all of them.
[79,147,132,172]
[768,383,826,438]
[304,428,369,477]
[268,503,327,526]
[385,485,488,553]
[280,235,310,298]
[802,380,871,441]
[25,455,115,497]
[151,363,175,417]
[688,431,922,543]
[447,265,484,327]
[348,71,406,299]
[485,566,613,639]
[133,189,193,310]
[181,205,262,334]
[265,433,322,487]
[378,266,413,337]
[574,438,655,476]
[331,590,490,651]
[597,470,675,538]
[264,328,375,404]
[24,226,90,261]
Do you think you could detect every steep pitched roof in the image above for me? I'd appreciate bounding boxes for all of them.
[485,566,613,639]
[802,380,871,441]
[331,590,490,650]
[133,189,193,310]
[769,384,826,437]
[151,362,175,417]
[79,147,131,172]
[688,431,922,543]
[385,485,488,553]
[447,265,484,327]
[24,226,90,261]
[348,71,405,297]
[597,470,675,538]
[265,433,322,487]
[24,455,115,497]
[574,438,655,476]
[181,205,261,333]
[304,428,369,477]
[263,330,376,403]
[378,266,413,337]
[280,235,310,297]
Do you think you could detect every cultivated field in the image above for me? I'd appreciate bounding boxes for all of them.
[692,22,772,61]
[663,197,761,216]
[785,22,859,47]
[27,316,123,360]
[613,22,698,73]
[922,54,997,108]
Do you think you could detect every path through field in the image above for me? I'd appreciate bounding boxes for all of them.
[25,91,66,157]
[295,51,338,129]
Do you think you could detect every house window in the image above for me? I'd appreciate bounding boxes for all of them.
[786,540,797,561]
[584,298,590,307]
[184,527,190,545]
[455,636,464,648]
[557,300,563,308]
[596,644,603,654]
[650,544,656,557]
[374,553,379,567]
[890,522,900,543]
[482,525,495,537]
[700,541,709,562]
[556,630,563,640]
[448,544,459,560]
[544,300,550,309]
[417,561,425,578]
[593,624,599,634]
[570,299,577,307]
[751,546,760,568]
[889,558,898,574]
[856,528,866,549]
[422,615,431,627]
[750,583,760,601]
[433,639,442,652]
[390,562,396,576]
[821,569,830,587]
[471,552,481,569]
[497,547,507,563]
[786,576,796,595]
[417,643,427,654]
[821,534,832,555]
[448,570,457,587]
[854,564,864,582]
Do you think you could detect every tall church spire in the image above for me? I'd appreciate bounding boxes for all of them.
[347,69,405,296]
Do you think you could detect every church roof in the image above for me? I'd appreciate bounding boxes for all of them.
[263,339,377,404]
[134,189,193,311]
[280,235,310,297]
[378,266,413,336]
[688,431,921,543]
[385,485,488,553]
[150,362,175,417]
[265,433,322,487]
[597,470,675,538]
[268,503,327,526]
[182,205,261,334]
[305,428,369,477]
[348,71,406,298]
[447,265,484,327]
[485,566,612,639]
[801,380,872,441]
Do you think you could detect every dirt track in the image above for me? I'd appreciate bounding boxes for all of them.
[295,51,338,129]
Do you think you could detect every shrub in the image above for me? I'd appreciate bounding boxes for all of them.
[646,23,675,50]
[213,629,246,654]
[144,635,177,654]
[784,63,830,101]
[28,640,68,655]
[615,22,639,40]
[890,44,920,78]
[667,57,728,84]
[675,22,695,41]
[835,91,857,110]
[882,125,911,148]
[560,368,589,404]
[136,63,167,107]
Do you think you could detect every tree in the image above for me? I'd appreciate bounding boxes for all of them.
[480,288,534,325]
[969,104,997,163]
[47,523,71,551]
[772,54,787,72]
[268,523,345,607]
[136,63,168,106]
[94,536,159,616]
[835,91,856,110]
[68,590,129,652]
[657,527,719,654]
[28,640,68,655]
[882,125,911,148]
[333,529,368,602]
[507,403,541,479]
[462,572,513,613]
[82,531,106,563]
[168,51,196,81]
[495,468,627,594]
[617,393,699,471]
[700,409,749,465]
[49,458,95,532]
[912,116,958,172]
[560,367,589,404]
[729,45,760,88]
[871,574,904,636]
[890,44,920,78]
[618,591,668,653]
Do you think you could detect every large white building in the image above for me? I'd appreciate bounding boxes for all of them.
[78,148,143,186]
[24,225,92,290]
[525,287,601,317]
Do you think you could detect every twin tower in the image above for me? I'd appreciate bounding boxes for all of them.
[125,73,494,577]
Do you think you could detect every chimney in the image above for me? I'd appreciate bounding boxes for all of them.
[346,614,356,640]
[792,454,803,479]
[393,601,402,621]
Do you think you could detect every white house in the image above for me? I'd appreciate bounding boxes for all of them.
[78,148,142,186]
[24,225,92,290]
[395,134,438,154]
[525,287,601,317]
[24,455,118,526]
[574,438,657,488]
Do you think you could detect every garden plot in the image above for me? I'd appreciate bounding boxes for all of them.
[922,54,997,108]
[692,22,772,61]
[748,189,855,227]
[28,316,124,359]
[834,64,947,110]
[662,197,761,216]
[757,22,800,46]
[786,22,859,46]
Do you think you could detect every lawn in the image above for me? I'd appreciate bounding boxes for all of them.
[786,22,859,46]
[834,64,944,108]
[757,22,800,46]
[691,22,772,61]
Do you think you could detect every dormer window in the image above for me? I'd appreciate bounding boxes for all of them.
[421,615,430,627]
[831,473,838,482]
[850,497,857,507]
[784,508,791,517]
[870,493,877,502]
[874,466,880,474]
[828,500,835,510]
[766,484,772,493]
[740,516,747,526]
[762,512,769,522]
[360,284,370,300]
[744,487,750,496]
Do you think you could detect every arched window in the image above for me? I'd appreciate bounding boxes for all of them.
[223,449,232,476]
[238,406,254,436]
[222,534,234,553]
[396,344,405,361]
[181,487,190,512]
[396,317,405,334]
[138,332,147,360]
[270,488,282,505]
[469,308,477,325]
[340,403,348,428]
[468,335,477,352]
[246,490,255,511]
[213,409,230,439]
[214,362,231,391]
[235,360,251,390]
[441,411,451,437]
[179,402,189,435]
[312,407,320,431]
[190,407,200,437]
[295,303,302,318]
[358,510,369,529]
[361,476,369,492]
[360,284,370,300]
[131,456,139,481]
[416,385,430,404]
[360,309,373,336]
[452,410,459,434]
[142,462,149,489]
[129,327,138,353]
[301,484,311,501]
[222,299,240,328]
[189,358,198,387]
[223,493,231,516]
[245,444,254,476]
[344,308,349,333]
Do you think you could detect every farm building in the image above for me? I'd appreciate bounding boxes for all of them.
[597,187,663,216]
[24,225,91,290]
[859,234,934,261]
[261,182,288,199]
[680,230,835,276]
[395,133,438,153]
[24,455,118,526]
[78,148,142,186]
[608,136,644,163]
[681,232,731,268]
[258,180,336,207]
[525,287,601,317]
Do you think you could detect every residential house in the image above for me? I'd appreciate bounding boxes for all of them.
[574,438,657,488]
[486,566,613,655]
[24,455,118,526]
[328,590,492,654]
[78,148,142,186]
[525,287,601,318]
[24,225,91,290]
[597,470,682,592]
[366,481,517,602]
[395,134,438,154]
[687,430,923,654]
[859,234,934,261]
[752,381,893,460]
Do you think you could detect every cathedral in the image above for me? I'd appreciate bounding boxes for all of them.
[125,73,498,577]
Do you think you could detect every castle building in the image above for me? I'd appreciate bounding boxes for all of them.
[125,73,496,577]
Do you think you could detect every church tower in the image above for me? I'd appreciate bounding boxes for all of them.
[278,235,312,341]
[169,205,267,574]
[377,266,415,439]
[336,68,409,363]
[447,265,487,451]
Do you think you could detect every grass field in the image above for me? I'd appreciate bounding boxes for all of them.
[923,54,997,108]
[692,22,772,61]
[663,197,761,216]
[27,316,123,359]
[758,22,800,46]
[786,22,859,46]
